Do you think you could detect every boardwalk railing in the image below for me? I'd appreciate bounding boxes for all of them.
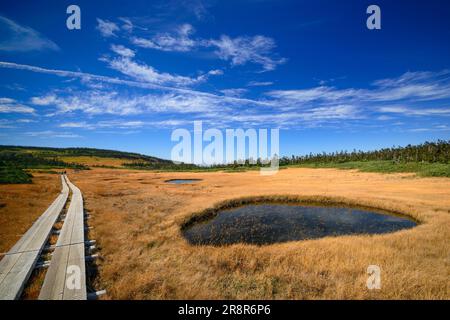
[0,175,69,300]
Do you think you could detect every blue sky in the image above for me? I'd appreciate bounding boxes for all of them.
[0,0,449,160]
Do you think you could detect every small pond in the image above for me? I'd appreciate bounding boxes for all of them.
[166,179,202,184]
[182,204,417,245]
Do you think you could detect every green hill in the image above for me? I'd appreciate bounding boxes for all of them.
[0,145,170,183]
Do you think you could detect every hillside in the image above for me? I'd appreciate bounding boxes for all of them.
[0,145,170,183]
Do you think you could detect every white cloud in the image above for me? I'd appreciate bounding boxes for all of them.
[59,121,94,129]
[0,61,269,108]
[0,119,15,128]
[16,119,36,123]
[5,59,450,128]
[30,95,58,106]
[208,35,286,71]
[376,115,394,121]
[379,106,450,116]
[0,97,16,104]
[247,81,274,87]
[132,24,197,52]
[101,55,220,86]
[267,86,359,103]
[207,69,223,76]
[0,104,35,113]
[220,88,248,97]
[96,18,120,37]
[130,24,285,71]
[110,44,135,58]
[267,70,450,105]
[0,15,59,52]
[25,130,81,138]
[408,125,450,132]
[0,97,35,114]
[118,17,133,32]
[28,88,261,117]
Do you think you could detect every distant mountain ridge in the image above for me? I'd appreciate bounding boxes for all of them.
[0,145,170,164]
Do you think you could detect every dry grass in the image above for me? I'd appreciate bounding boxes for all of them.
[2,167,449,299]
[0,173,60,254]
[59,156,135,167]
[21,269,46,299]
[62,167,450,300]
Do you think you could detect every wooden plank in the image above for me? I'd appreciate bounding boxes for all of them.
[39,176,87,300]
[0,175,69,300]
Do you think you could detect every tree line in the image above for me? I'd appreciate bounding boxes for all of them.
[278,140,450,165]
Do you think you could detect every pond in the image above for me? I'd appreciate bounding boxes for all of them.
[166,179,202,184]
[182,204,417,245]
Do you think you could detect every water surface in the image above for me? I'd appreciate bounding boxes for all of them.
[166,179,202,184]
[183,204,417,245]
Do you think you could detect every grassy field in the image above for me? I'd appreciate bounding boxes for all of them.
[290,161,450,177]
[60,167,449,300]
[0,167,33,184]
[0,173,60,253]
[1,167,449,299]
[59,156,136,168]
[1,144,449,300]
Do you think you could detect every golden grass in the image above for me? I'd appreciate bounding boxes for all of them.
[59,156,134,167]
[62,167,450,300]
[2,167,449,299]
[0,173,60,254]
[21,269,46,300]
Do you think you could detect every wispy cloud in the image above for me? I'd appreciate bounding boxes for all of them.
[0,97,35,113]
[220,88,248,97]
[30,90,237,116]
[208,35,286,72]
[408,125,450,132]
[118,17,134,32]
[110,44,135,58]
[379,106,450,116]
[0,15,59,52]
[132,24,197,52]
[58,121,95,129]
[0,97,16,104]
[25,130,81,138]
[267,70,450,104]
[130,23,285,71]
[100,54,217,86]
[96,18,120,37]
[0,61,270,107]
[247,81,274,87]
[3,60,450,129]
[0,119,15,129]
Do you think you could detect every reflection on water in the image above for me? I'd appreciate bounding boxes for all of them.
[166,179,202,184]
[183,204,417,245]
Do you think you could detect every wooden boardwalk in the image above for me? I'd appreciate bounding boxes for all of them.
[0,175,69,300]
[38,176,87,300]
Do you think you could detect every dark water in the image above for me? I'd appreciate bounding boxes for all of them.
[166,179,202,184]
[183,204,417,245]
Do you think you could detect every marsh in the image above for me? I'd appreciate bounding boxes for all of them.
[182,204,417,245]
